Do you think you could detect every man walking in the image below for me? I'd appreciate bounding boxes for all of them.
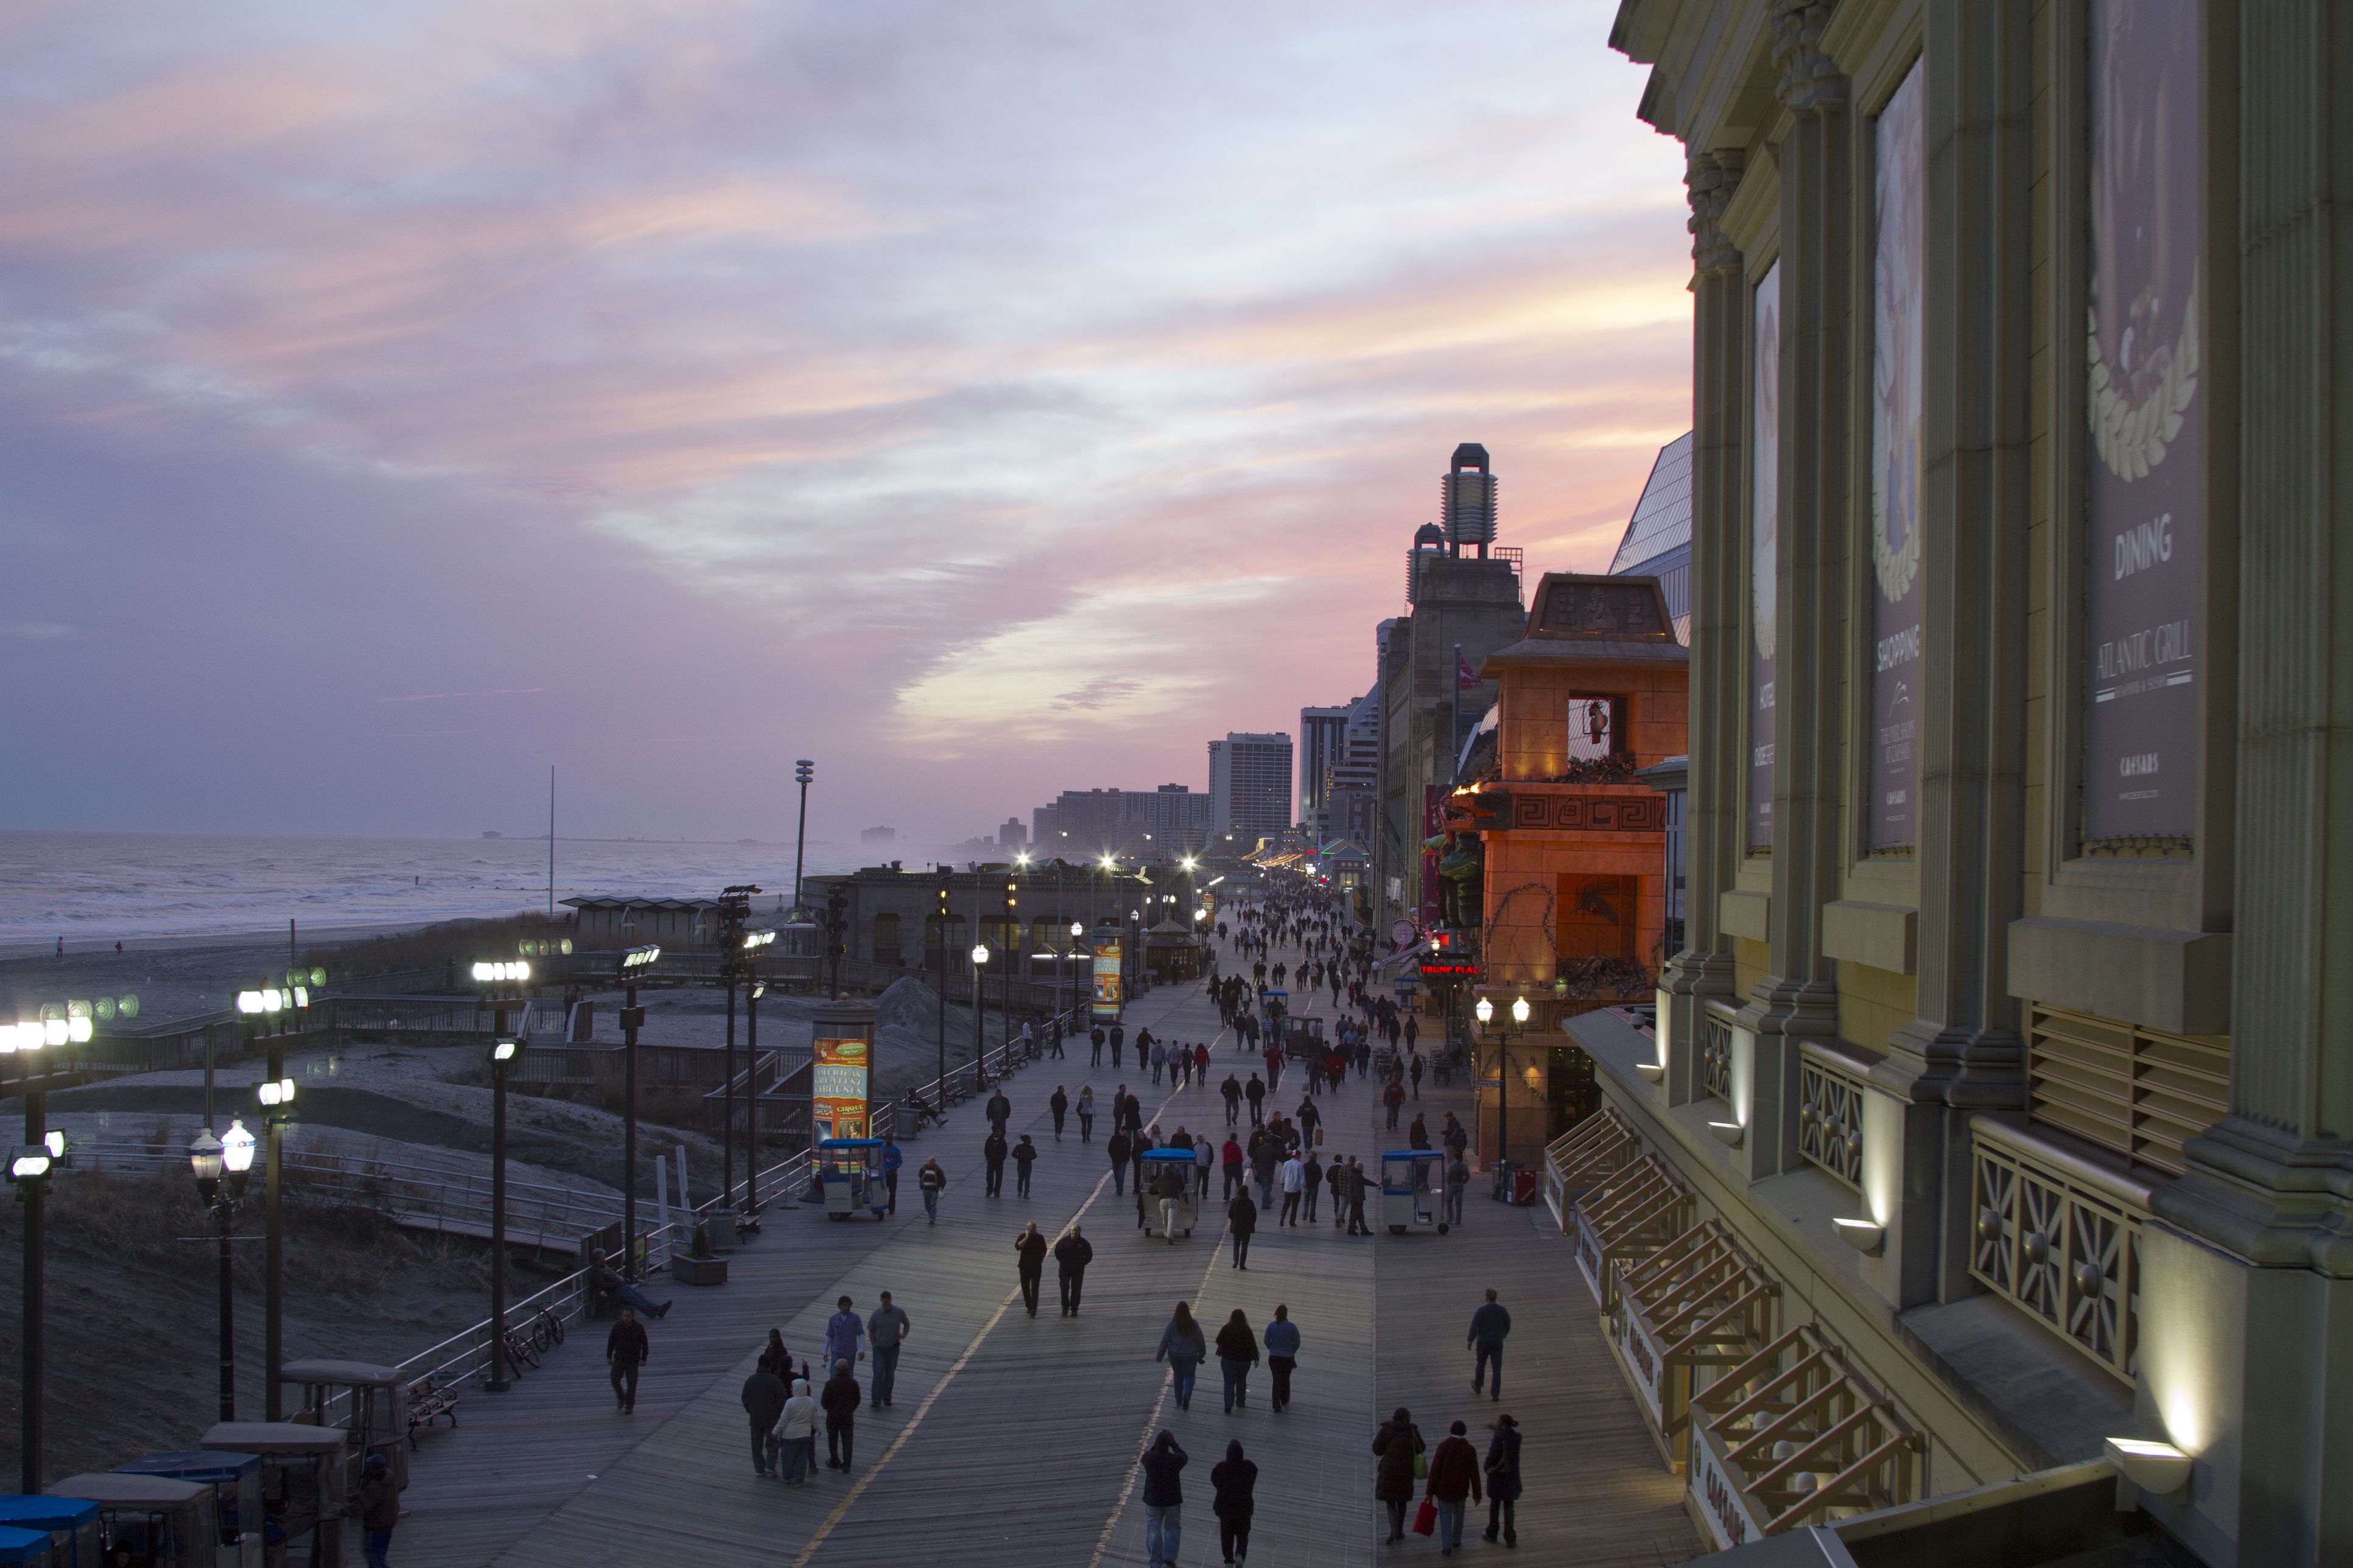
[1221,1073,1243,1126]
[867,1292,911,1409]
[1250,1136,1280,1210]
[1110,1021,1125,1066]
[1383,1077,1406,1131]
[983,1129,1008,1197]
[1050,1085,1069,1140]
[1221,1135,1246,1200]
[1263,1304,1301,1413]
[824,1294,866,1373]
[1015,1221,1049,1316]
[606,1305,650,1413]
[1245,1073,1266,1125]
[1445,1152,1470,1227]
[918,1156,948,1223]
[882,1136,903,1214]
[1468,1288,1512,1400]
[742,1357,787,1476]
[1109,1127,1133,1195]
[986,1087,1012,1139]
[821,1360,861,1471]
[1278,1149,1305,1226]
[1194,1135,1213,1198]
[1091,1024,1106,1065]
[1344,1157,1372,1236]
[1301,1149,1323,1223]
[1012,1133,1039,1198]
[1053,1223,1094,1317]
[355,1454,398,1568]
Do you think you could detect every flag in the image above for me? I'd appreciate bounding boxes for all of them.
[1457,652,1479,690]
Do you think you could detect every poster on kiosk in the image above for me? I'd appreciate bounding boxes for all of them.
[1091,940,1124,1020]
[812,1036,870,1143]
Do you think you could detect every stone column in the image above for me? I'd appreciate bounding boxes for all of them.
[2145,4,2353,1561]
[1736,0,1850,1179]
[1878,0,2035,1307]
[1658,149,1746,1108]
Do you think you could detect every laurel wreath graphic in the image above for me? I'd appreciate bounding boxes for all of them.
[2088,270,2199,481]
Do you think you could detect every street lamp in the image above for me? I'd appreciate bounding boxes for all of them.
[742,926,774,1213]
[6,1118,65,1494]
[1473,996,1531,1175]
[189,1120,255,1422]
[970,943,990,1088]
[617,945,660,1279]
[234,976,316,1421]
[487,1037,519,1391]
[793,760,815,913]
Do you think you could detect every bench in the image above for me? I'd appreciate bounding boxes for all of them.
[406,1376,460,1447]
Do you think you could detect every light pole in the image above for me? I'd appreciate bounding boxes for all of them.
[1002,877,1018,1060]
[236,978,312,1420]
[617,945,660,1278]
[792,760,815,914]
[7,991,72,1499]
[715,885,758,1213]
[970,943,990,1087]
[743,929,773,1211]
[935,874,952,1094]
[488,1034,519,1391]
[188,1119,256,1421]
[1473,995,1531,1172]
[1067,922,1084,1026]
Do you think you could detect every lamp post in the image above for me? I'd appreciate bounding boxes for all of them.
[1002,877,1018,1061]
[1473,995,1531,1172]
[236,976,313,1420]
[970,943,990,1088]
[792,760,815,913]
[189,1120,256,1421]
[487,1035,519,1391]
[1067,922,1084,1026]
[7,1001,91,1493]
[742,929,774,1211]
[935,875,952,1094]
[617,945,660,1279]
[715,885,759,1214]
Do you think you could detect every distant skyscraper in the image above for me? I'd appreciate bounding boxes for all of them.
[998,817,1027,849]
[1607,431,1694,642]
[1299,704,1352,830]
[1441,443,1498,555]
[1030,786,1210,856]
[1208,732,1294,838]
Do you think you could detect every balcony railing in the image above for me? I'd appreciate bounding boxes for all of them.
[1967,1116,2149,1384]
[1700,1006,1734,1105]
[1610,1219,1779,1469]
[1796,1049,1866,1190]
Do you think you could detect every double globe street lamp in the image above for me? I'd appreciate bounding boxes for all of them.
[188,1119,258,1421]
[1473,995,1532,1180]
[234,978,312,1421]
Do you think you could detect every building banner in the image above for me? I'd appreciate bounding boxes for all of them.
[811,1035,870,1144]
[2085,0,2201,842]
[1748,262,1781,850]
[1091,940,1123,1018]
[1871,64,1926,849]
[1422,783,1443,926]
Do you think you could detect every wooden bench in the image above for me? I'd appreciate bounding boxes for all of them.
[407,1376,460,1447]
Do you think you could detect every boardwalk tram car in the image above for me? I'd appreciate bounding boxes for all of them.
[114,1455,262,1568]
[0,1497,99,1568]
[816,1138,888,1220]
[43,1474,216,1568]
[1138,1147,1199,1238]
[201,1424,349,1567]
[1380,1150,1448,1234]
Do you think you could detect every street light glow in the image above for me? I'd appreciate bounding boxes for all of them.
[972,945,991,965]
[256,1077,297,1107]
[1512,996,1531,1024]
[1475,997,1494,1024]
[492,1039,520,1062]
[470,960,532,984]
[222,1121,257,1174]
[10,1148,51,1181]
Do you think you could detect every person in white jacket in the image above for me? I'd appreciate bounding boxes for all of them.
[1278,1153,1306,1227]
[774,1378,820,1486]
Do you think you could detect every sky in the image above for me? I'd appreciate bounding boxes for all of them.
[0,0,1693,849]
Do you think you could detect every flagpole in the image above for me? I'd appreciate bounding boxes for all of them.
[1450,642,1462,786]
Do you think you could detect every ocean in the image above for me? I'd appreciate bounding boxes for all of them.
[0,829,921,951]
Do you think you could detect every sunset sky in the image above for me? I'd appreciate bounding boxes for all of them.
[1,0,1692,847]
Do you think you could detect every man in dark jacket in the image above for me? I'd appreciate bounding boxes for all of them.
[1050,1086,1069,1139]
[1210,1439,1257,1567]
[985,1088,1012,1137]
[742,1361,788,1476]
[606,1306,650,1413]
[1108,1129,1133,1195]
[1344,1157,1372,1236]
[1052,1224,1094,1317]
[354,1453,398,1568]
[820,1360,861,1471]
[1014,1222,1050,1315]
[1482,1413,1523,1546]
[1012,1133,1039,1198]
[1138,1430,1188,1568]
[1221,1073,1243,1125]
[983,1130,1009,1197]
[1091,1023,1106,1065]
[1244,1073,1266,1125]
[1468,1289,1512,1399]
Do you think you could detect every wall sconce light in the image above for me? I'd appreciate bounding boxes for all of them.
[1635,1062,1665,1083]
[2104,1437,2191,1499]
[1833,1217,1885,1255]
[1707,1120,1744,1148]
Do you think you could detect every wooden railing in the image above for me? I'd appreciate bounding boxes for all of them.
[1610,1219,1779,1468]
[1541,1106,1639,1228]
[1571,1154,1691,1311]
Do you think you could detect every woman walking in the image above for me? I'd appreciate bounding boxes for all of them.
[1425,1419,1483,1555]
[1156,1301,1208,1411]
[1140,1430,1189,1568]
[1371,1407,1425,1543]
[1263,1305,1299,1413]
[1211,1439,1257,1565]
[1077,1084,1096,1143]
[1482,1413,1522,1547]
[1215,1309,1260,1413]
[1226,1184,1257,1270]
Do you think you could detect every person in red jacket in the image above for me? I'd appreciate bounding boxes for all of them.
[1424,1419,1484,1555]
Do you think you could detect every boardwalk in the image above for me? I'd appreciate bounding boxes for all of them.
[396,935,1698,1566]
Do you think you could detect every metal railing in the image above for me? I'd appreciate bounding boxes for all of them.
[1967,1116,2148,1385]
[1796,1049,1865,1190]
[1700,1007,1734,1105]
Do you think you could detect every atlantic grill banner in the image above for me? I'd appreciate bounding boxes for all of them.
[1748,262,1781,850]
[2085,0,2200,841]
[811,1035,870,1144]
[1870,64,1925,849]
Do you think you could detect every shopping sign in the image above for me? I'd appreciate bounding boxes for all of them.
[1092,940,1124,1019]
[812,1036,870,1143]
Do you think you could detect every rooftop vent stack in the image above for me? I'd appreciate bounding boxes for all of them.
[1405,522,1448,604]
[1442,443,1497,558]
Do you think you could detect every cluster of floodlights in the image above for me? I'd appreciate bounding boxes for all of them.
[470,961,531,984]
[743,929,775,950]
[9,1131,68,1182]
[236,987,310,1013]
[517,937,574,958]
[620,945,663,971]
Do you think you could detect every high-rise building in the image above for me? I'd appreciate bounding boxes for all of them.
[1029,785,1210,858]
[1298,704,1352,833]
[1207,732,1292,838]
[997,817,1026,849]
[1606,430,1694,642]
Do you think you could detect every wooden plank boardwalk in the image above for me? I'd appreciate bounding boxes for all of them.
[395,933,1700,1566]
